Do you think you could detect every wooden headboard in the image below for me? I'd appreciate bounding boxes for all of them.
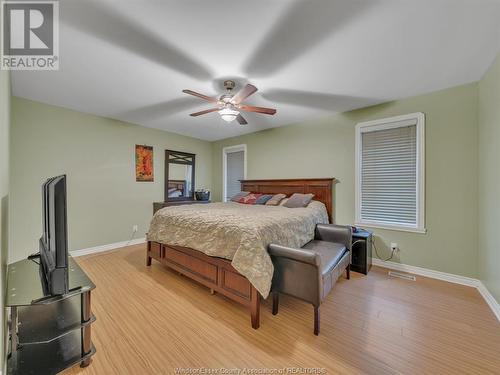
[240,178,336,222]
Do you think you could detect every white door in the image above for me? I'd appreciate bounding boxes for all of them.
[223,145,247,202]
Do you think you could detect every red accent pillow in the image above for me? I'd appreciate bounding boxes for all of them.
[237,193,263,204]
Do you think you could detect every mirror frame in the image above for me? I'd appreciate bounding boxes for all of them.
[165,150,196,202]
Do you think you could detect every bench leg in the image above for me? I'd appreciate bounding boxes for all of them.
[346,264,351,280]
[272,291,279,315]
[314,305,320,335]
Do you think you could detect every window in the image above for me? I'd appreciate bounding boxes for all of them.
[355,113,425,233]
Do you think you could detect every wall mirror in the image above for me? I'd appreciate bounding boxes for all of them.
[165,150,196,201]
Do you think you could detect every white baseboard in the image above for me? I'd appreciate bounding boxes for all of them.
[372,258,500,321]
[477,281,500,321]
[70,237,146,257]
[372,258,479,287]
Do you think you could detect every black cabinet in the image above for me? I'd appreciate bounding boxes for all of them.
[351,229,372,275]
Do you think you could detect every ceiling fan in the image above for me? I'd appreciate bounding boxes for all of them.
[182,80,277,125]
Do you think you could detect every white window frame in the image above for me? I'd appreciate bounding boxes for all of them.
[355,112,426,233]
[222,144,247,202]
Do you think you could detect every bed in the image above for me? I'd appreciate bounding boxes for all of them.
[146,178,336,329]
[167,180,186,198]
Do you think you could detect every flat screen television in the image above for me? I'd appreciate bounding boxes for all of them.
[39,174,69,295]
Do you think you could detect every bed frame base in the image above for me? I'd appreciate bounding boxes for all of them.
[147,241,261,329]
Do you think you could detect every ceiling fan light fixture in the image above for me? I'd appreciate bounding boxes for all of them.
[183,82,276,124]
[218,108,239,122]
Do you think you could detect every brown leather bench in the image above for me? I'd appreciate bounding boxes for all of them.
[268,224,352,335]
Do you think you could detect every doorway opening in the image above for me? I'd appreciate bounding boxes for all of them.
[222,144,247,202]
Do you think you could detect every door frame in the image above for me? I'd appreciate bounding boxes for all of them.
[222,144,247,202]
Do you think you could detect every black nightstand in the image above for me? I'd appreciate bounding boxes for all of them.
[351,229,373,275]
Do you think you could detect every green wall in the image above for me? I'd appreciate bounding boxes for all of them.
[9,98,212,263]
[212,83,479,278]
[478,53,500,302]
[0,70,11,375]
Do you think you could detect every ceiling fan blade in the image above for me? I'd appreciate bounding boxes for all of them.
[189,107,220,117]
[238,105,276,115]
[236,114,248,125]
[231,84,258,104]
[183,90,218,103]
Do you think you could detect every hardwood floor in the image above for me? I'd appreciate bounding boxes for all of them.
[63,244,500,375]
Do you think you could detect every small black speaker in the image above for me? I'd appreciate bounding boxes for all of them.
[350,230,372,275]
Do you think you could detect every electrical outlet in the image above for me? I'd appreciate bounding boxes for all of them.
[132,225,138,232]
[390,242,399,252]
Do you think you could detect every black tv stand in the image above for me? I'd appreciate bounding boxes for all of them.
[6,256,96,375]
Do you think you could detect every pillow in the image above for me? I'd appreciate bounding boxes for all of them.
[255,194,274,205]
[237,193,263,204]
[279,198,289,206]
[283,193,314,208]
[230,191,250,202]
[265,193,287,206]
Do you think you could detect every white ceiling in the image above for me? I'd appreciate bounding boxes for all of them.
[12,0,500,141]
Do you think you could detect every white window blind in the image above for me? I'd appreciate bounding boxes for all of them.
[356,113,425,232]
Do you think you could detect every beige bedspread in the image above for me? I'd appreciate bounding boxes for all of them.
[146,201,329,298]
